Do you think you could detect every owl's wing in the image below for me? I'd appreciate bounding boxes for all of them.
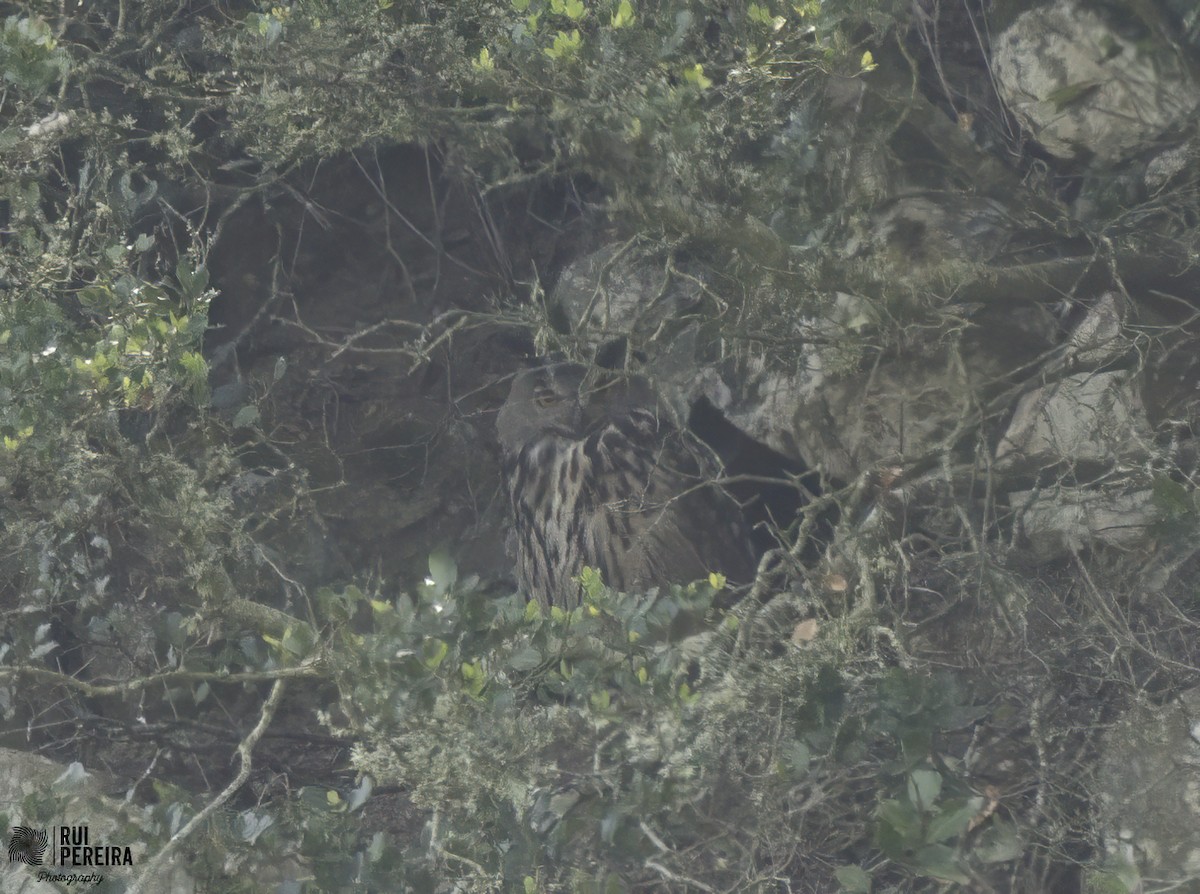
[581,406,756,593]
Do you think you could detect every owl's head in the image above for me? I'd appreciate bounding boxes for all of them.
[496,363,587,454]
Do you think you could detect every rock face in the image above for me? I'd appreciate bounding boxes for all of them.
[991,0,1199,165]
[0,750,194,894]
[552,227,1194,569]
[1096,689,1200,888]
[1009,486,1156,563]
[554,243,705,357]
[996,371,1151,471]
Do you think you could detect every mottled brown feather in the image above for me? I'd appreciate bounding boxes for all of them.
[497,363,755,608]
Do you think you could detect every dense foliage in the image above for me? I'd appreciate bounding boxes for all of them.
[1,0,1197,891]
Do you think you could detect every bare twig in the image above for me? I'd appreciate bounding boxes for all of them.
[127,674,291,894]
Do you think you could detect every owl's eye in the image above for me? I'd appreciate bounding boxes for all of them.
[535,392,559,407]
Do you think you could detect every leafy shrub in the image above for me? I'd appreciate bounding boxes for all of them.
[316,559,998,890]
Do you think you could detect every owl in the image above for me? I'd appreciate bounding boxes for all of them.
[496,362,756,609]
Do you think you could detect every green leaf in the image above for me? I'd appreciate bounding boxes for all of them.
[421,637,449,669]
[907,769,942,808]
[563,0,585,19]
[748,3,773,25]
[873,796,916,854]
[508,646,543,670]
[428,549,458,593]
[579,565,605,600]
[874,816,907,860]
[472,47,495,71]
[660,10,693,56]
[925,798,979,843]
[298,786,333,810]
[913,844,970,883]
[682,63,711,89]
[600,810,621,843]
[176,259,209,299]
[544,29,581,59]
[75,288,109,309]
[876,798,919,839]
[833,864,871,893]
[347,776,373,811]
[1086,858,1141,894]
[780,741,810,777]
[1152,475,1194,516]
[179,351,207,376]
[461,661,481,679]
[232,405,260,428]
[281,624,314,657]
[973,818,1024,863]
[53,763,88,789]
[610,0,633,27]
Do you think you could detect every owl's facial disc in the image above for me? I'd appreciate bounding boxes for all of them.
[496,363,587,452]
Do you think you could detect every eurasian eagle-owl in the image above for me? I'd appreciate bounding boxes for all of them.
[496,362,756,608]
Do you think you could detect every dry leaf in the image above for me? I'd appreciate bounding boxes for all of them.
[823,574,848,593]
[967,785,1000,833]
[878,466,904,491]
[791,618,820,644]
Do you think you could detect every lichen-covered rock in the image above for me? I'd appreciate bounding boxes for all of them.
[992,0,1199,165]
[996,371,1152,471]
[738,298,1056,479]
[1096,688,1200,888]
[554,244,705,355]
[778,351,979,482]
[1063,292,1124,367]
[550,242,742,431]
[0,750,195,894]
[1145,140,1199,194]
[841,194,1017,284]
[1009,485,1155,562]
